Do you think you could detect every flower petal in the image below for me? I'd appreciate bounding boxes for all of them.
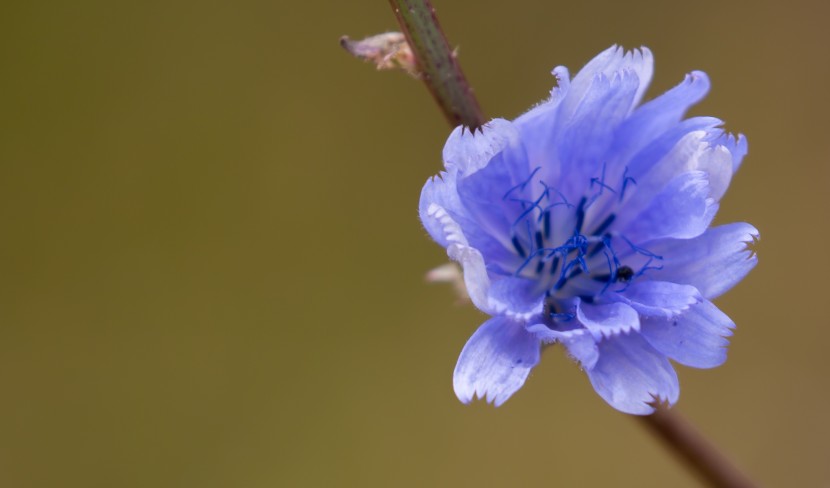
[624,117,722,185]
[621,129,734,221]
[641,299,735,368]
[643,223,759,299]
[565,45,653,117]
[709,130,748,173]
[587,332,679,415]
[488,276,545,321]
[557,70,642,197]
[453,121,533,244]
[576,300,640,340]
[617,280,701,318]
[527,323,599,370]
[622,171,718,241]
[615,71,710,160]
[513,67,570,185]
[445,242,492,314]
[454,317,541,406]
[443,118,523,175]
[420,172,515,268]
[419,172,465,249]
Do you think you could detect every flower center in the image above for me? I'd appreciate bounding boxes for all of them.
[504,166,662,321]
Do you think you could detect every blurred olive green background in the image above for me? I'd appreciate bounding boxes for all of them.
[0,0,827,486]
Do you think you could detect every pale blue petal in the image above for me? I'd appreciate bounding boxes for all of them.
[617,281,701,318]
[442,118,523,175]
[624,116,722,181]
[622,123,735,204]
[587,333,679,415]
[419,172,515,270]
[488,277,545,320]
[622,171,718,241]
[419,171,465,249]
[564,46,653,118]
[454,317,541,406]
[708,131,748,173]
[643,223,759,299]
[621,128,728,222]
[641,300,735,368]
[455,144,532,246]
[576,300,640,340]
[422,204,544,318]
[614,71,710,161]
[514,66,570,134]
[513,67,570,183]
[527,323,599,370]
[556,70,641,197]
[445,242,494,315]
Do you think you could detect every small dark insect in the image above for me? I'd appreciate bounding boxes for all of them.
[616,266,634,282]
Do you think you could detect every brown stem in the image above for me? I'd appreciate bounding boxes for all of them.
[638,406,759,488]
[388,0,485,130]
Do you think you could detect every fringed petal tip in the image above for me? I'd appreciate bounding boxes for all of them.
[442,118,520,175]
[575,300,641,341]
[641,299,735,369]
[587,333,680,415]
[453,317,541,407]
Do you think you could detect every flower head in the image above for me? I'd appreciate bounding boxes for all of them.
[419,46,758,414]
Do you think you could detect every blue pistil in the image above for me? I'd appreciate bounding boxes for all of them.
[619,167,637,201]
[502,167,542,201]
[621,236,664,277]
[587,163,616,208]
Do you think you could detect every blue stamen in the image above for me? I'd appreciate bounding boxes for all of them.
[574,197,586,234]
[539,181,573,209]
[549,255,560,275]
[511,236,527,258]
[590,213,616,236]
[586,163,617,209]
[598,248,617,294]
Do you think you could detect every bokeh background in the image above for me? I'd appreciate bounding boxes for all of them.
[0,0,827,486]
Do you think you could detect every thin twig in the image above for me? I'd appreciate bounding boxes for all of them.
[639,406,759,488]
[388,0,485,130]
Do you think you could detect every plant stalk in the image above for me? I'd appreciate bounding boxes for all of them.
[639,406,759,488]
[388,0,485,130]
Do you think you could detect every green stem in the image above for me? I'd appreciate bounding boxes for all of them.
[388,0,485,130]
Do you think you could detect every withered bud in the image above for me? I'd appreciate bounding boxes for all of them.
[340,32,420,78]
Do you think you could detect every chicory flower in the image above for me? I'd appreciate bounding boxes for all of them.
[419,46,758,414]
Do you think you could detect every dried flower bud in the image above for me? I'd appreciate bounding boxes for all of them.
[340,32,420,78]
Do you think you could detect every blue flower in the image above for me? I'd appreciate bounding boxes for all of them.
[419,46,758,414]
